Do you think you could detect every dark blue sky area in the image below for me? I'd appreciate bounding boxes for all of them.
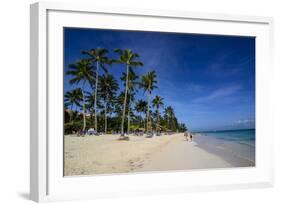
[64,28,255,131]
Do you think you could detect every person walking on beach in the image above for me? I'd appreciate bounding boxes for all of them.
[190,134,193,141]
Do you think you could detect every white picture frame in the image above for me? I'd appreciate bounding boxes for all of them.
[30,1,274,202]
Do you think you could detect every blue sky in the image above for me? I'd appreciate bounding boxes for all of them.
[64,28,255,131]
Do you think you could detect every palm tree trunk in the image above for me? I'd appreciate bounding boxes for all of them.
[94,61,99,133]
[82,90,86,135]
[127,94,131,134]
[139,113,142,129]
[121,64,129,135]
[140,112,144,130]
[104,98,107,134]
[70,103,73,122]
[146,102,149,132]
[157,108,159,132]
[143,113,146,131]
[146,87,151,133]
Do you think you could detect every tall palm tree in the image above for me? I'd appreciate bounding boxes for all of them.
[121,68,139,134]
[114,49,143,136]
[126,92,136,133]
[82,48,112,133]
[99,74,119,133]
[140,71,158,133]
[152,95,164,132]
[66,59,94,134]
[64,88,83,122]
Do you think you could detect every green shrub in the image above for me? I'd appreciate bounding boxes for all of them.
[64,122,83,135]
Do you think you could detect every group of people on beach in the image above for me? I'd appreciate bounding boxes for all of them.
[184,131,193,142]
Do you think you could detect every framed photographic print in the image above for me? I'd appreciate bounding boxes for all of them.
[30,2,274,202]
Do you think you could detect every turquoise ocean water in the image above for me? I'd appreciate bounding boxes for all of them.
[195,129,255,166]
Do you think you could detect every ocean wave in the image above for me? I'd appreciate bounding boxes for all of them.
[215,144,255,164]
[238,141,255,148]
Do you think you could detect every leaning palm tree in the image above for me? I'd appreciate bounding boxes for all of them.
[99,74,119,133]
[152,95,164,133]
[82,48,112,133]
[64,88,83,122]
[121,68,139,134]
[66,59,94,134]
[140,71,158,133]
[114,49,143,137]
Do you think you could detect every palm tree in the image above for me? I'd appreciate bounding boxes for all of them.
[99,74,119,133]
[164,106,175,131]
[152,95,164,132]
[126,92,136,133]
[66,59,94,134]
[179,123,188,132]
[140,71,158,133]
[64,88,83,111]
[121,68,139,134]
[82,48,112,133]
[135,100,148,130]
[114,49,143,136]
[85,91,98,123]
[64,88,83,122]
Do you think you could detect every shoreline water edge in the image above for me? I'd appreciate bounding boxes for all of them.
[194,129,255,167]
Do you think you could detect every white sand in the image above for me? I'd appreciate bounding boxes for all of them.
[64,133,231,176]
[136,136,232,172]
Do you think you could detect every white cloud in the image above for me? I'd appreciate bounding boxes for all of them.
[234,118,255,125]
[192,85,241,103]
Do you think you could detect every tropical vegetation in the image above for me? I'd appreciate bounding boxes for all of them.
[64,48,187,137]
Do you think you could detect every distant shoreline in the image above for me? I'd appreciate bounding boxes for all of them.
[193,128,255,133]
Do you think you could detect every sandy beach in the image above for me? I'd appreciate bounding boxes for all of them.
[64,133,238,176]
